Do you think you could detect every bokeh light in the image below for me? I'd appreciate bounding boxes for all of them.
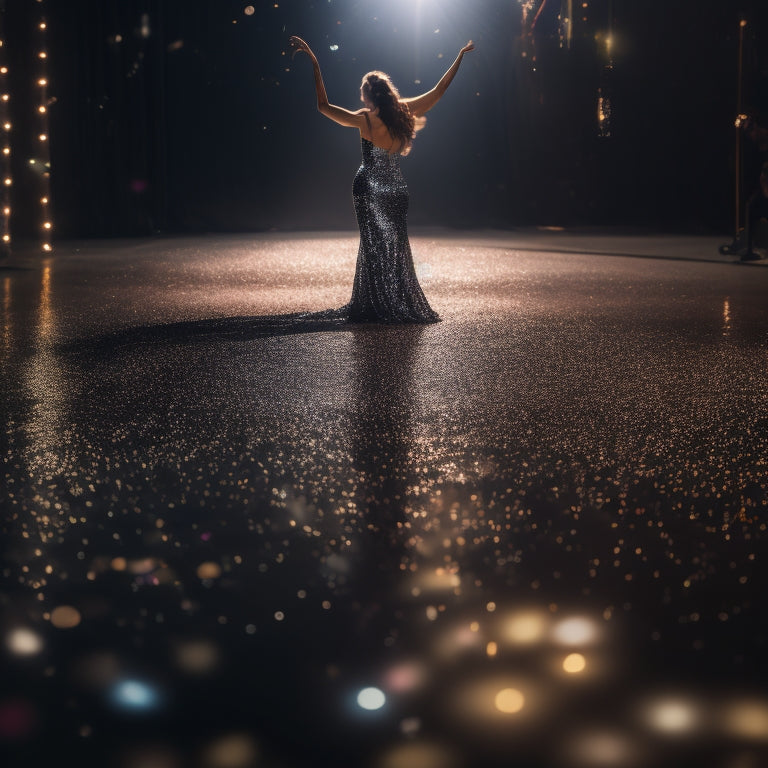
[383,662,427,693]
[504,611,548,645]
[196,561,222,579]
[109,679,163,713]
[201,732,259,768]
[49,605,81,628]
[494,687,525,714]
[562,652,587,674]
[6,628,44,656]
[0,698,37,740]
[552,616,599,646]
[174,639,220,675]
[373,741,459,768]
[562,730,641,767]
[641,696,701,735]
[722,698,768,741]
[121,746,181,768]
[357,687,386,711]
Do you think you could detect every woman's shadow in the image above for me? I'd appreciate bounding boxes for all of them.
[62,308,354,355]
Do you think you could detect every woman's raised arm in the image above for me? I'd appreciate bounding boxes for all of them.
[289,36,367,129]
[402,41,475,117]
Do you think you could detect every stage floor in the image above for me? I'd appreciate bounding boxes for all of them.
[2,229,768,768]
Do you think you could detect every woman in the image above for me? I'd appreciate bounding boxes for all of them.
[289,36,475,323]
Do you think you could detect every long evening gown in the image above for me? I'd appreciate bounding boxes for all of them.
[345,137,439,324]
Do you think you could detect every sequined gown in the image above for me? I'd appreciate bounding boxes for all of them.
[346,138,439,323]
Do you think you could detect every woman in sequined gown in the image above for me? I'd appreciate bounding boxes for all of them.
[290,36,475,323]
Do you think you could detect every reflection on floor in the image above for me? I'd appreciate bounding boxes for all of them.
[1,231,767,767]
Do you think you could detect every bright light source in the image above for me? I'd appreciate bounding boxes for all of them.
[643,697,699,734]
[563,653,586,673]
[357,687,386,711]
[495,688,525,714]
[552,616,599,646]
[7,628,44,655]
[109,679,163,712]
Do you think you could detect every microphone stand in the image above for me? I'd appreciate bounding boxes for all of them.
[719,18,748,255]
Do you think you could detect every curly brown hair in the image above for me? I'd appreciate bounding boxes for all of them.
[361,71,425,155]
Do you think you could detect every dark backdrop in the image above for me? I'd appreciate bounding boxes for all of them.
[5,0,768,238]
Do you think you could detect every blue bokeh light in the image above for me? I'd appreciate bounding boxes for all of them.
[108,679,163,713]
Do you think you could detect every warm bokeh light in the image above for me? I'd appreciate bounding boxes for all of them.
[722,699,768,741]
[374,741,459,768]
[563,730,639,767]
[641,696,700,734]
[563,652,586,673]
[504,611,547,645]
[174,639,220,674]
[6,628,44,655]
[120,747,180,768]
[50,605,82,628]
[494,687,525,714]
[196,561,222,579]
[552,616,599,646]
[201,732,259,768]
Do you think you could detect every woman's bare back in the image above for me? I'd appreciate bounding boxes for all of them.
[360,108,401,153]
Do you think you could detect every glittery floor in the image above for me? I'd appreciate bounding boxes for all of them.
[2,231,768,768]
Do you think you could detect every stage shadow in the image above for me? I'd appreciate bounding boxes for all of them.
[483,243,748,266]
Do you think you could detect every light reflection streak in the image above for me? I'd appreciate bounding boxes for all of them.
[23,262,69,479]
[1,275,10,361]
[19,260,77,584]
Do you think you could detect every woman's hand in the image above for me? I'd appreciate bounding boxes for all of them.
[289,36,317,61]
[460,41,475,56]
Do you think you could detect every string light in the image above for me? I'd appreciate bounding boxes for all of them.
[0,1,53,255]
[0,20,9,254]
[36,2,53,253]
